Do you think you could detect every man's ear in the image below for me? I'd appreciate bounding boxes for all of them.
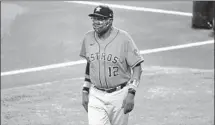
[108,18,113,23]
[110,18,113,22]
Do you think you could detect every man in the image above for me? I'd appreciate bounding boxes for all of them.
[212,2,215,37]
[192,1,214,29]
[79,5,144,125]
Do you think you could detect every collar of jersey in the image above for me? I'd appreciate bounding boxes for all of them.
[94,27,119,45]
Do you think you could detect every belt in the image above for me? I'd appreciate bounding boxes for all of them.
[94,82,127,93]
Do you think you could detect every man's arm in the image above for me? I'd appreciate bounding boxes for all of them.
[82,62,91,92]
[82,62,91,112]
[122,63,143,114]
[131,63,142,82]
[128,63,143,94]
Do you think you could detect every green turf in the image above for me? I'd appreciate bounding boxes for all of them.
[1,2,214,125]
[1,67,214,125]
[1,2,213,71]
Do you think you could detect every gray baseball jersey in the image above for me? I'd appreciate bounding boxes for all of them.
[80,27,144,89]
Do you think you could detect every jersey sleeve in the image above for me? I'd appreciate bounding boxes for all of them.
[125,34,144,68]
[79,37,88,60]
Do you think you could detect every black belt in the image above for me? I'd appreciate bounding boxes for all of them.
[94,82,127,93]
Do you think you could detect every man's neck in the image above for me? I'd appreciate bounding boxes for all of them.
[97,27,113,40]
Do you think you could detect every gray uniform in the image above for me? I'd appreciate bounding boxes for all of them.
[80,27,144,89]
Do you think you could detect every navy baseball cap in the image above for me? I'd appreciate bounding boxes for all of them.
[89,5,113,19]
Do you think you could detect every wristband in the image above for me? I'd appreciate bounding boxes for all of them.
[83,81,91,88]
[128,79,140,88]
[128,88,136,95]
[82,87,90,93]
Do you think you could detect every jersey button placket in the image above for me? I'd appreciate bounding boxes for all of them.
[104,47,110,89]
[100,46,108,89]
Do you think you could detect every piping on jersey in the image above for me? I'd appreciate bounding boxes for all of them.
[94,32,104,88]
[103,29,120,88]
[93,29,120,89]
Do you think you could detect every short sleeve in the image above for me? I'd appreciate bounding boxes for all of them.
[79,37,87,60]
[125,34,144,68]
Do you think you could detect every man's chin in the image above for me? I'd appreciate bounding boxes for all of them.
[94,28,103,34]
[94,27,109,36]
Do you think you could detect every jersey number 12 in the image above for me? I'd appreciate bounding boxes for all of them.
[108,66,119,77]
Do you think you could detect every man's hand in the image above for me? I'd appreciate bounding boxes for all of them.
[82,91,89,112]
[122,92,135,114]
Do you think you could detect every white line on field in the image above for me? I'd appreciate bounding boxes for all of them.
[1,60,86,76]
[0,1,194,76]
[65,1,192,17]
[140,40,214,54]
[1,40,214,77]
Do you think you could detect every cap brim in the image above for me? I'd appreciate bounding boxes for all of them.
[88,13,108,18]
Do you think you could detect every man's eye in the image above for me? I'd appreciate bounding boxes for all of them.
[96,18,103,21]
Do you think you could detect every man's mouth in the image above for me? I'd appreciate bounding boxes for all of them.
[93,24,102,28]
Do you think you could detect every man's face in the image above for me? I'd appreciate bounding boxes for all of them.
[91,16,112,34]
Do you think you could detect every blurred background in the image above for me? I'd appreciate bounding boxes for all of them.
[1,1,214,125]
[1,1,214,88]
